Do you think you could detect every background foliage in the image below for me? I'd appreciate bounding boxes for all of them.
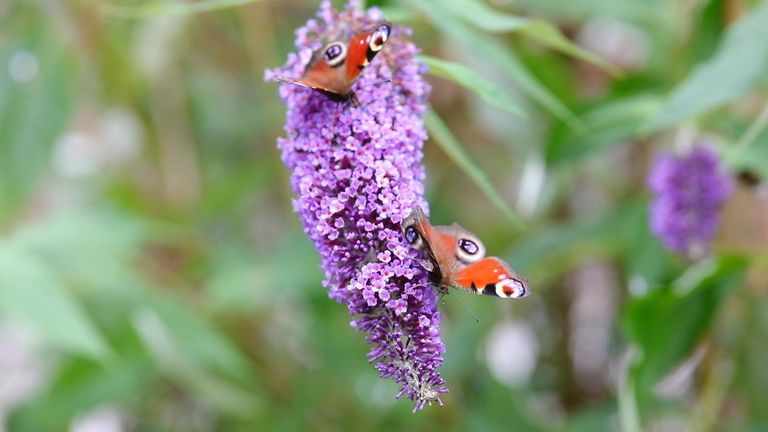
[1,0,768,430]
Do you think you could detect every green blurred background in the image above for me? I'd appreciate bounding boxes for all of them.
[2,0,768,430]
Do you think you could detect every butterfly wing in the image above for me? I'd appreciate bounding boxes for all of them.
[344,22,391,84]
[453,257,529,299]
[274,21,391,101]
[300,54,354,97]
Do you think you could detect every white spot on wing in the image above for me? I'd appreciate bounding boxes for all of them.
[495,279,527,298]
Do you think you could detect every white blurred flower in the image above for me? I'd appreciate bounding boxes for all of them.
[569,261,619,393]
[0,321,49,432]
[52,108,143,179]
[133,16,187,78]
[53,132,105,179]
[70,407,126,432]
[577,17,649,71]
[485,320,538,387]
[8,51,39,83]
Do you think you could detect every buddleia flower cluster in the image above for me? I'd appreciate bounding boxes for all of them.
[647,143,733,259]
[265,1,446,411]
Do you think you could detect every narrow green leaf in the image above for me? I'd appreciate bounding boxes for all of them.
[643,1,768,131]
[440,0,621,77]
[133,308,262,418]
[0,26,75,218]
[425,108,526,230]
[149,294,260,385]
[378,6,417,24]
[546,95,663,165]
[0,244,111,360]
[511,0,665,23]
[421,56,525,117]
[103,0,264,18]
[411,0,587,133]
[735,98,768,151]
[718,131,768,180]
[7,357,154,431]
[504,201,638,279]
[619,349,642,432]
[207,233,322,312]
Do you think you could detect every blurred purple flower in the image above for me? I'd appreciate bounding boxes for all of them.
[647,144,733,258]
[265,1,446,411]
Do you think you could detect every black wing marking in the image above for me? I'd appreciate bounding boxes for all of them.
[402,207,442,281]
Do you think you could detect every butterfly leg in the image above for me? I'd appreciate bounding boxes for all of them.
[349,91,361,108]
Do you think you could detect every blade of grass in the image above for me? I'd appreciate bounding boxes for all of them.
[0,244,112,361]
[420,55,526,117]
[411,0,587,133]
[103,0,265,18]
[425,108,526,230]
[440,0,621,77]
[619,349,643,432]
[642,1,768,131]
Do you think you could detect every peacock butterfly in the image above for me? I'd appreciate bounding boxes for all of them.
[402,207,530,299]
[275,21,391,106]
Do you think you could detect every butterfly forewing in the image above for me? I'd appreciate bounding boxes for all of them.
[402,207,440,274]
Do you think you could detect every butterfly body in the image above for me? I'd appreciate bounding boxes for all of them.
[275,21,391,106]
[402,207,529,299]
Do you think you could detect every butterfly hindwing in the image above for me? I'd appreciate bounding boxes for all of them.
[453,257,529,299]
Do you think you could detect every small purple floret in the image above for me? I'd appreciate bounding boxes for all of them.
[647,144,733,258]
[265,1,447,410]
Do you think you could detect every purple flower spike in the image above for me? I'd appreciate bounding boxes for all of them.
[265,1,447,410]
[647,143,733,259]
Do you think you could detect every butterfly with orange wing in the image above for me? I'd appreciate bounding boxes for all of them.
[275,21,391,106]
[402,207,530,299]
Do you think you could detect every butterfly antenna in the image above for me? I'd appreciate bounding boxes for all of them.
[453,294,480,324]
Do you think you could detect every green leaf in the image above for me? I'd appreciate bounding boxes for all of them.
[504,201,640,279]
[440,0,621,77]
[644,1,768,131]
[207,233,322,312]
[8,210,146,291]
[510,0,666,22]
[0,20,76,218]
[623,203,671,291]
[425,108,526,230]
[411,0,587,132]
[618,349,642,432]
[7,357,154,431]
[103,0,265,18]
[718,126,768,180]
[133,307,262,418]
[0,244,111,360]
[624,255,746,390]
[420,55,525,117]
[148,293,260,386]
[547,94,663,165]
